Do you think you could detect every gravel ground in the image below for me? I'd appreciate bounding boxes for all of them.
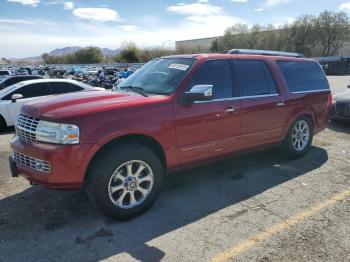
[0,76,349,262]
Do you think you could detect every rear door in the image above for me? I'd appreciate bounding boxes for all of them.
[234,59,288,149]
[174,59,242,164]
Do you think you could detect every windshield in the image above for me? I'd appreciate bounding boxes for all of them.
[118,58,194,95]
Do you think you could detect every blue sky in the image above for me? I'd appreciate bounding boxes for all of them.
[1,0,350,58]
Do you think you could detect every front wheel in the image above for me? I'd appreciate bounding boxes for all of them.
[282,117,313,158]
[85,144,164,220]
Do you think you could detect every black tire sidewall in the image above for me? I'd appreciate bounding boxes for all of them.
[87,144,163,220]
[0,116,6,131]
[283,116,313,158]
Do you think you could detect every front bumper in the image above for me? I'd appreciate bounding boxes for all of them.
[10,136,100,189]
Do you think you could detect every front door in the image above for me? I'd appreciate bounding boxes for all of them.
[174,59,241,164]
[4,82,51,124]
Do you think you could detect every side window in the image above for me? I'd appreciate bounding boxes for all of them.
[50,82,83,95]
[277,61,329,92]
[235,60,277,97]
[191,59,233,99]
[2,83,51,100]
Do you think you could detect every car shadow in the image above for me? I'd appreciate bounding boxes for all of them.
[0,126,15,135]
[328,120,350,134]
[0,146,328,262]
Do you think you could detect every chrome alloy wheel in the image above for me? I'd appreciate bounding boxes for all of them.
[108,160,154,209]
[292,120,310,151]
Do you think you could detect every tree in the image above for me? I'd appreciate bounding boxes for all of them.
[287,15,316,56]
[115,41,140,63]
[314,11,350,56]
[75,47,103,64]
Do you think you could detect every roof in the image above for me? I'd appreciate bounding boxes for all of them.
[16,78,82,85]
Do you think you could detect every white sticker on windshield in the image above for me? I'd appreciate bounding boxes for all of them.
[168,63,189,71]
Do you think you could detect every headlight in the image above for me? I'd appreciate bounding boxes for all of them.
[36,120,79,144]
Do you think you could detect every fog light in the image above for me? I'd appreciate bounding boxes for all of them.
[35,160,44,170]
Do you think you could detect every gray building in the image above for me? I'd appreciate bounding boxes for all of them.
[175,36,221,52]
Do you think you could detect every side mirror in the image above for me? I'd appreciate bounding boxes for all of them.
[347,85,350,89]
[183,85,213,102]
[11,94,23,102]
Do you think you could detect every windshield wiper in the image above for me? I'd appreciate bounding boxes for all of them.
[119,86,148,97]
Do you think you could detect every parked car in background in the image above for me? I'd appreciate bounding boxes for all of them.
[0,70,11,81]
[332,85,350,122]
[9,50,332,220]
[0,75,44,90]
[0,79,104,130]
[15,68,29,76]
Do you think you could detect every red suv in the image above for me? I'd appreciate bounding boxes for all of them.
[9,50,332,220]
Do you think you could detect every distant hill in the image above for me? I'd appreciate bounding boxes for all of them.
[10,46,121,63]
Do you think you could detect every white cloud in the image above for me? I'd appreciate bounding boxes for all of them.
[63,1,74,10]
[272,16,295,27]
[265,0,290,6]
[230,0,248,3]
[254,8,264,12]
[73,8,120,22]
[166,1,222,16]
[339,2,350,11]
[166,0,242,31]
[117,25,139,32]
[0,18,58,26]
[6,0,39,7]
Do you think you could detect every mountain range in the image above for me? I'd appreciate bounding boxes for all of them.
[11,47,121,62]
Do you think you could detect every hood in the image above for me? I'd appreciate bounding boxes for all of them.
[334,89,350,103]
[21,90,170,120]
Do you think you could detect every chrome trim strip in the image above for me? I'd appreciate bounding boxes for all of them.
[194,93,279,104]
[291,89,329,94]
[16,124,36,135]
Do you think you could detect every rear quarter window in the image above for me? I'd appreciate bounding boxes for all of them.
[277,61,329,93]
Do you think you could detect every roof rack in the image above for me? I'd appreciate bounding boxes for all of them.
[227,49,304,58]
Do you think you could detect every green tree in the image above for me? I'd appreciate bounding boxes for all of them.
[115,41,140,63]
[314,11,350,56]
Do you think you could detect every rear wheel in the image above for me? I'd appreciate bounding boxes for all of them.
[282,116,313,158]
[85,144,163,220]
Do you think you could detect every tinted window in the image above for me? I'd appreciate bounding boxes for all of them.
[50,82,83,94]
[2,83,51,100]
[235,60,277,96]
[191,59,233,99]
[277,61,329,92]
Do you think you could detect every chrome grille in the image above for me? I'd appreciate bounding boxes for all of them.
[335,102,350,117]
[16,114,40,143]
[12,151,50,173]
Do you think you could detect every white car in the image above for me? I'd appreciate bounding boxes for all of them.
[0,79,104,130]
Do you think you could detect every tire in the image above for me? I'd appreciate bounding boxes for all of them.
[282,116,313,158]
[0,116,6,132]
[85,143,164,220]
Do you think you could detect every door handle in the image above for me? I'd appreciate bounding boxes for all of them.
[277,102,285,107]
[225,107,236,113]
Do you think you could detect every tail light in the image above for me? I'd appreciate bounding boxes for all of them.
[327,94,333,108]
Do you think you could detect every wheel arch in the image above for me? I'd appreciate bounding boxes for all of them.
[84,133,167,182]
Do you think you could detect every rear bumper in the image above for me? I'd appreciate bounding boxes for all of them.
[10,136,100,189]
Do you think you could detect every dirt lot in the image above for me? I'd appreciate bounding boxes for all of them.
[0,76,349,262]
